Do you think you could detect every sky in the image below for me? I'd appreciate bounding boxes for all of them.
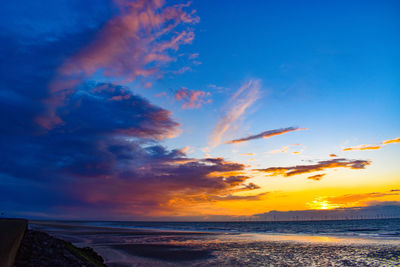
[0,0,399,220]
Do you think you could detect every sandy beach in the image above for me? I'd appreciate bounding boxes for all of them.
[28,221,400,266]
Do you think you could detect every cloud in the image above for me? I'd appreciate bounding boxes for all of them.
[172,66,192,75]
[327,192,399,205]
[267,143,301,154]
[0,82,259,217]
[240,153,255,156]
[60,0,198,79]
[188,53,199,60]
[343,144,381,151]
[225,127,305,144]
[267,146,290,154]
[208,79,260,147]
[210,192,267,201]
[343,137,400,152]
[36,0,199,129]
[307,174,325,181]
[174,87,211,109]
[382,137,400,145]
[255,158,371,177]
[329,154,337,157]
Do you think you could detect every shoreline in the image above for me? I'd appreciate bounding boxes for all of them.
[26,220,400,266]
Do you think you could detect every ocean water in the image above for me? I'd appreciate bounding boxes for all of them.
[60,218,400,238]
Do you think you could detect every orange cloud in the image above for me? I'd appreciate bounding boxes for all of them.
[307,174,326,181]
[329,154,337,157]
[226,127,305,144]
[240,153,255,156]
[210,192,267,201]
[256,158,371,177]
[343,136,400,152]
[327,191,399,206]
[208,79,260,147]
[343,144,381,151]
[382,137,400,145]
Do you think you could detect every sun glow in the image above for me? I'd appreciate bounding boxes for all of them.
[306,197,340,210]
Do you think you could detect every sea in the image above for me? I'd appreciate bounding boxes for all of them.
[46,218,400,238]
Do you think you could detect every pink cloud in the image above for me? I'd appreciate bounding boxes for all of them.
[188,53,199,59]
[343,137,400,152]
[174,87,211,109]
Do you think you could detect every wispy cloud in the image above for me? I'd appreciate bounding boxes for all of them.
[225,127,305,144]
[255,158,371,177]
[174,87,211,109]
[208,79,260,147]
[266,143,301,154]
[343,137,400,151]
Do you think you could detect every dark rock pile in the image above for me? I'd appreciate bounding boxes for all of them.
[13,230,107,267]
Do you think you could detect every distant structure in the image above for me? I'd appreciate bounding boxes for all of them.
[251,204,400,221]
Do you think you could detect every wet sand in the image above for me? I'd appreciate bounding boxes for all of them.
[29,221,400,266]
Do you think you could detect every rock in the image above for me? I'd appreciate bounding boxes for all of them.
[13,230,107,267]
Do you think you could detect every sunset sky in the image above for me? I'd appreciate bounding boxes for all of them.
[1,0,399,220]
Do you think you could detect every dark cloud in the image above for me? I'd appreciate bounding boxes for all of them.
[1,80,258,218]
[225,127,305,144]
[256,158,371,177]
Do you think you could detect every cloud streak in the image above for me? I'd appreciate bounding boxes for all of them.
[255,158,371,177]
[343,137,400,151]
[343,144,381,151]
[208,79,260,148]
[225,127,305,144]
[327,191,399,205]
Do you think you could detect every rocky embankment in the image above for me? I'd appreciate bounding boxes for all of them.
[14,230,107,267]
